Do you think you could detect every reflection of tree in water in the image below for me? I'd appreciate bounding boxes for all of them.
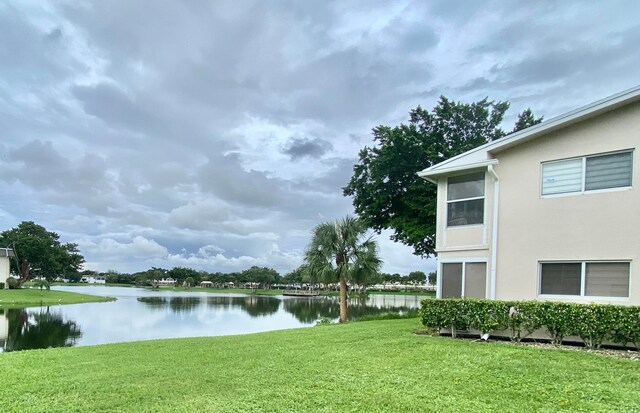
[169,297,201,313]
[136,297,201,313]
[137,297,170,309]
[283,297,339,323]
[136,295,417,322]
[205,296,281,317]
[137,296,281,317]
[283,297,415,323]
[1,308,82,352]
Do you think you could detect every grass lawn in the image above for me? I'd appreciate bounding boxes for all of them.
[368,289,436,296]
[0,319,637,412]
[159,286,283,296]
[0,289,113,308]
[320,290,435,298]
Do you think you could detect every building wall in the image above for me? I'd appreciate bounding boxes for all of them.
[493,101,640,305]
[435,171,496,298]
[0,257,9,285]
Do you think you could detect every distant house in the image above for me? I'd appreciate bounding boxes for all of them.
[200,281,213,288]
[81,275,106,284]
[0,248,15,286]
[418,86,640,305]
[156,278,176,286]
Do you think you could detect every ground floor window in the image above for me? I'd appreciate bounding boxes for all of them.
[539,261,630,298]
[441,262,487,299]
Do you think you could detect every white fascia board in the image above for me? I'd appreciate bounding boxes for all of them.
[417,159,498,183]
[489,84,640,154]
[417,84,640,176]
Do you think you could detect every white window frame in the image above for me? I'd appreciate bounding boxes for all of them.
[446,172,486,227]
[538,260,631,300]
[540,149,634,198]
[437,258,488,299]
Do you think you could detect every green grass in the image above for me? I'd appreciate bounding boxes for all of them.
[0,289,114,308]
[320,290,435,297]
[0,319,637,412]
[367,289,436,297]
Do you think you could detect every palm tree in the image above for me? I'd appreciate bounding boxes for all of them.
[304,216,382,323]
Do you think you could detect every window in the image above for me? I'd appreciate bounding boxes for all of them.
[541,150,633,196]
[447,172,485,226]
[441,262,487,298]
[540,261,630,298]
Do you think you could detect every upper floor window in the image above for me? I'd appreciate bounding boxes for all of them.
[447,172,484,226]
[541,150,633,196]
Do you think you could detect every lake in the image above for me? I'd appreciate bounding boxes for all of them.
[0,286,427,352]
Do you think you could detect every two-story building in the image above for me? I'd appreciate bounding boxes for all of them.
[0,248,15,286]
[418,86,639,306]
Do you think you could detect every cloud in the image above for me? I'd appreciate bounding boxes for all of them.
[1,0,638,276]
[169,200,230,230]
[282,137,333,160]
[86,236,169,259]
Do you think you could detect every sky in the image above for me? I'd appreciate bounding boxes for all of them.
[1,1,639,276]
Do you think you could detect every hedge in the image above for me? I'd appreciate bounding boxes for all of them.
[419,299,640,349]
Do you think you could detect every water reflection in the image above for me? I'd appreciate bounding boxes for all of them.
[137,296,282,316]
[136,295,417,322]
[282,297,416,322]
[0,308,82,352]
[0,287,428,351]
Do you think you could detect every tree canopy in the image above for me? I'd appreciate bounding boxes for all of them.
[343,97,542,256]
[0,221,84,285]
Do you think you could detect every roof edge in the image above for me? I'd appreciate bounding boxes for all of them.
[420,84,640,173]
[418,159,498,183]
[488,84,640,154]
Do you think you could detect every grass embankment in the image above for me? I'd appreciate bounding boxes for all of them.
[159,286,283,296]
[320,290,435,297]
[1,319,638,412]
[367,289,436,297]
[0,289,114,308]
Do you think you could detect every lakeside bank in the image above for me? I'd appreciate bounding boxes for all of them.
[0,289,114,308]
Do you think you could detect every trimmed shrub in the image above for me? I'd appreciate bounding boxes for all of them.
[537,302,575,345]
[611,306,640,349]
[507,301,543,342]
[6,277,18,289]
[419,298,640,349]
[571,304,619,349]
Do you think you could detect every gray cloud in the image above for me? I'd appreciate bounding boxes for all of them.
[282,137,333,160]
[1,0,638,275]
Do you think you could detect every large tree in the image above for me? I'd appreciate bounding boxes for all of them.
[241,266,281,289]
[0,221,84,286]
[344,97,542,256]
[304,216,382,322]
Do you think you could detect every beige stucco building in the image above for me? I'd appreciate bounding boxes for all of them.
[0,248,15,286]
[418,86,640,306]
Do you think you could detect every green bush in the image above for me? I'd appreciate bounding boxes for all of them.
[6,277,18,289]
[419,298,639,349]
[611,306,640,349]
[537,302,575,345]
[0,282,4,290]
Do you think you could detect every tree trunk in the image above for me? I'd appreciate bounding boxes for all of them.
[339,275,348,323]
[18,261,30,287]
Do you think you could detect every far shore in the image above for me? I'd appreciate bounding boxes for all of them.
[0,288,114,308]
[50,283,436,297]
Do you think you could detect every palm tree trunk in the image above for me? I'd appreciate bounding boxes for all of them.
[339,274,348,323]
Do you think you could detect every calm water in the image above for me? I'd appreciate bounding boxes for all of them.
[0,286,427,352]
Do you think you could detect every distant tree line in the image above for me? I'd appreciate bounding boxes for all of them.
[78,265,435,289]
[1,221,435,290]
